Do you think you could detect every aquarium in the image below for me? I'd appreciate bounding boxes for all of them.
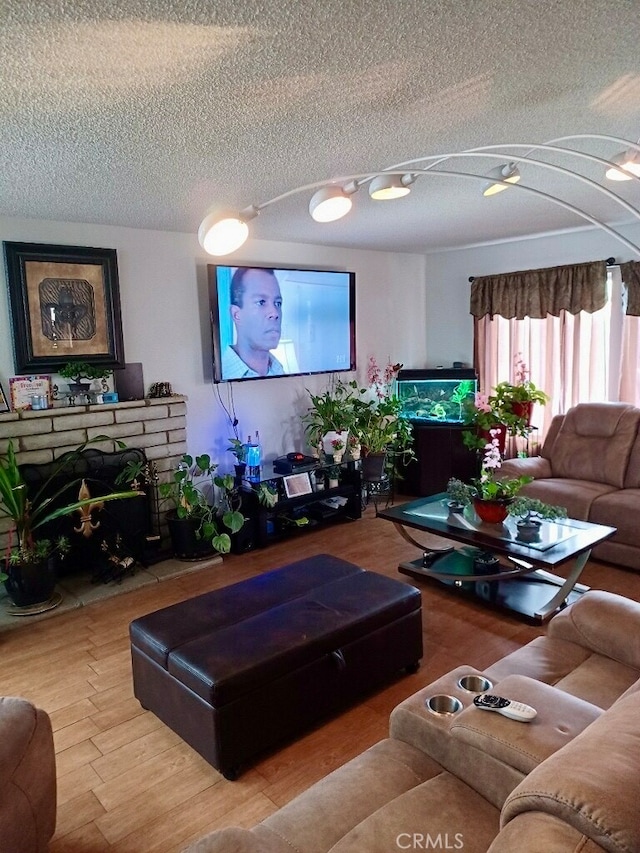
[396,369,477,424]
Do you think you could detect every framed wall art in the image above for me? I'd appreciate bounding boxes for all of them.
[3,241,126,374]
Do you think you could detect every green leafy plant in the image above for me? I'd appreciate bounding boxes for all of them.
[254,481,278,508]
[159,453,244,554]
[227,438,247,464]
[1,437,143,568]
[492,381,548,406]
[302,379,357,448]
[59,362,112,385]
[509,496,567,523]
[351,391,415,462]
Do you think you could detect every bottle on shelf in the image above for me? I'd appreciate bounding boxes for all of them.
[245,432,262,481]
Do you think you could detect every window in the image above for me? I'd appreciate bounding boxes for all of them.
[476,267,636,440]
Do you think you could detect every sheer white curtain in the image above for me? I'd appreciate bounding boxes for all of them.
[475,270,618,440]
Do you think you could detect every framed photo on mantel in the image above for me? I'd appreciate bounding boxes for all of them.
[3,241,126,374]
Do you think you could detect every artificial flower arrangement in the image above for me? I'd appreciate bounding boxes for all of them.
[447,429,566,524]
[330,437,345,454]
[450,430,533,504]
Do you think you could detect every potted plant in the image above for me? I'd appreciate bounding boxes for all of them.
[330,437,345,463]
[59,361,112,398]
[351,389,415,481]
[491,355,549,433]
[159,453,245,559]
[0,437,143,607]
[445,429,566,525]
[303,379,355,455]
[461,392,510,452]
[227,437,248,485]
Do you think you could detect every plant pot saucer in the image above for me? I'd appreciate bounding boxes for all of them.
[5,590,63,616]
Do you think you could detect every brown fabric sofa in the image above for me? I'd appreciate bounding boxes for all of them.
[0,696,57,852]
[498,402,640,570]
[182,590,640,853]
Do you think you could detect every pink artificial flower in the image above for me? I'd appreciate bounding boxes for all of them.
[474,392,493,413]
[514,353,529,385]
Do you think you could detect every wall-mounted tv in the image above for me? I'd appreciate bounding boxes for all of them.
[208,264,356,383]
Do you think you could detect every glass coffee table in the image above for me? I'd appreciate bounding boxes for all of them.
[377,494,616,622]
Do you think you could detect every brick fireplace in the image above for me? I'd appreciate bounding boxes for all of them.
[0,396,188,563]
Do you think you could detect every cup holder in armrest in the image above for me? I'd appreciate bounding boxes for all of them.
[457,675,493,693]
[426,694,463,716]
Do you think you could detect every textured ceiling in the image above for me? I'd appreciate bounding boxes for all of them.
[1,0,639,254]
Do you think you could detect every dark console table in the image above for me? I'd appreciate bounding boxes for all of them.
[233,462,362,552]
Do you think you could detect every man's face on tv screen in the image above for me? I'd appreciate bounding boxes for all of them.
[233,269,282,352]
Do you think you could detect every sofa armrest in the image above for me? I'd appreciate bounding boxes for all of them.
[498,456,552,480]
[548,591,640,670]
[500,691,640,851]
[0,697,57,853]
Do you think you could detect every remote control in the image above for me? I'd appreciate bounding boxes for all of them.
[473,694,537,722]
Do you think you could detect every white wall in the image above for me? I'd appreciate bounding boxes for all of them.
[0,217,427,470]
[422,221,640,368]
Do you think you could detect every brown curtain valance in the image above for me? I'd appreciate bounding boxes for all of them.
[621,261,640,316]
[470,260,607,320]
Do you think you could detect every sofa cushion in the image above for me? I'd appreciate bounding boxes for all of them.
[623,430,640,488]
[589,488,640,548]
[548,403,640,487]
[183,738,443,853]
[484,636,592,686]
[501,692,640,852]
[518,478,616,520]
[330,772,499,853]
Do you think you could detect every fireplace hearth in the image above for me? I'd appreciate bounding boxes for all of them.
[20,447,156,583]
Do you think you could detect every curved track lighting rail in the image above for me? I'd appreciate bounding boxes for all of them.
[198,137,640,257]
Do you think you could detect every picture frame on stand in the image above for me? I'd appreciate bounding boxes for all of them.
[3,241,125,373]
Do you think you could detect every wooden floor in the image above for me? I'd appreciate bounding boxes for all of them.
[4,502,640,853]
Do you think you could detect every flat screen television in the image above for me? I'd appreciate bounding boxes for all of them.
[208,264,356,382]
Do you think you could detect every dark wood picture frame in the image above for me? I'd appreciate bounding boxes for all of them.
[3,241,125,374]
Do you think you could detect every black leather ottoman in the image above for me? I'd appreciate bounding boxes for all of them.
[129,553,422,779]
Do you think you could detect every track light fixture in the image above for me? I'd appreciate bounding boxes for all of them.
[308,182,357,222]
[368,173,415,200]
[198,206,258,256]
[197,135,640,257]
[605,149,640,181]
[482,162,521,197]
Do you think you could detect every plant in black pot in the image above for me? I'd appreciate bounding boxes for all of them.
[0,437,143,608]
[160,453,245,559]
[227,438,248,486]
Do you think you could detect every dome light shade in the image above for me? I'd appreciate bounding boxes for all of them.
[309,186,353,222]
[198,213,250,255]
[482,163,521,197]
[605,150,640,181]
[369,174,412,200]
